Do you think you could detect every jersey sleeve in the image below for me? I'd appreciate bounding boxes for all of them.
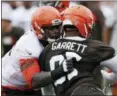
[19,58,40,88]
[16,31,44,58]
[14,32,44,88]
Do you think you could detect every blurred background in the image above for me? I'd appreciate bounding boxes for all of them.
[1,1,117,95]
[1,1,117,56]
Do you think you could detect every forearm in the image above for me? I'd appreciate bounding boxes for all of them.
[32,71,53,89]
[31,59,72,89]
[32,67,67,89]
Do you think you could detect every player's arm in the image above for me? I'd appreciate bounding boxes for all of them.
[19,58,53,89]
[31,59,73,89]
[19,58,41,88]
[31,44,73,89]
[20,58,53,89]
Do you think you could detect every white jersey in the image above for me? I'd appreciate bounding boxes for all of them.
[2,31,44,90]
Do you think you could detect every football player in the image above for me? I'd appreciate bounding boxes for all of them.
[37,5,117,96]
[2,6,66,96]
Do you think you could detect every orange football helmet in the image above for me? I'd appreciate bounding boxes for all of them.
[31,6,62,39]
[62,5,95,38]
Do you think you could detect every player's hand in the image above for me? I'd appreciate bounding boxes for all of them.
[61,59,73,73]
[50,59,74,81]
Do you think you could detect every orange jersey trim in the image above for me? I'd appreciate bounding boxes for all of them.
[19,58,40,88]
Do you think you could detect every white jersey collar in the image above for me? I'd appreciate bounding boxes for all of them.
[63,36,86,41]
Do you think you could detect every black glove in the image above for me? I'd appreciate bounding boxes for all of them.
[51,59,73,81]
[62,59,74,73]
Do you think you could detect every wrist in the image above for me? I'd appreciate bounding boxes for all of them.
[50,67,66,81]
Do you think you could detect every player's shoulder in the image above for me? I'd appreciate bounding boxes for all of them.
[88,39,114,50]
[15,31,37,47]
[86,39,104,45]
[86,39,110,48]
[88,39,115,60]
[14,31,44,58]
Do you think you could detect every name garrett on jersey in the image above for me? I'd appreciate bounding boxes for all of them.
[52,41,87,53]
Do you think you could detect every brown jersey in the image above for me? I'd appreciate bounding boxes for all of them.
[39,37,115,95]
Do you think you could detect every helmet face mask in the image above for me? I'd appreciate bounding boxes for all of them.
[31,6,62,41]
[42,23,62,40]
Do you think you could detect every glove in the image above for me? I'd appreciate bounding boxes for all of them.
[51,59,73,81]
[62,59,73,73]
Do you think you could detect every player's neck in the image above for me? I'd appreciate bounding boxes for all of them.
[65,31,80,37]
